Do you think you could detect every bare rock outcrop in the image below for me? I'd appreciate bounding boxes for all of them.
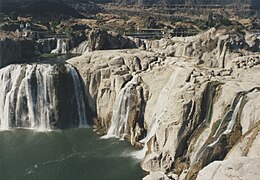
[71,29,137,54]
[0,38,21,68]
[67,28,260,179]
[69,49,154,145]
[145,28,259,68]
[197,157,260,180]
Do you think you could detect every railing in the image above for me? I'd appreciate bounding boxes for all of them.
[125,29,199,39]
[43,34,67,39]
[252,30,260,35]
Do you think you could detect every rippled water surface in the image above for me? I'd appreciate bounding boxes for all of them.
[0,128,144,180]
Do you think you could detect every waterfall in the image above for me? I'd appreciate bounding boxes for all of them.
[51,39,68,54]
[69,67,87,127]
[133,68,182,159]
[208,95,244,147]
[103,75,140,139]
[71,41,89,54]
[0,63,87,130]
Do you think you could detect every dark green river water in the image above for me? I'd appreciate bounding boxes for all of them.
[0,128,144,180]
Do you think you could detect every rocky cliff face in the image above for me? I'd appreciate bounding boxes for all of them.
[0,38,22,68]
[69,49,151,144]
[68,29,260,179]
[0,37,41,67]
[71,29,137,54]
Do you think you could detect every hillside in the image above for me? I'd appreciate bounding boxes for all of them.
[111,0,258,9]
[0,0,100,20]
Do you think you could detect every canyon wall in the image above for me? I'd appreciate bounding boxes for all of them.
[0,37,35,66]
[71,29,137,54]
[68,29,260,179]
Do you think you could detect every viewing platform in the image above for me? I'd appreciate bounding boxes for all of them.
[42,33,68,39]
[125,28,199,39]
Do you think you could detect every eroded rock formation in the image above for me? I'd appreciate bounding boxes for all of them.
[68,28,260,179]
[71,29,137,54]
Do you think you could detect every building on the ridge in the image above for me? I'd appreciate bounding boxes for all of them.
[19,22,38,39]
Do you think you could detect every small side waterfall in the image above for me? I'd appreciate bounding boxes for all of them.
[71,41,89,54]
[69,67,87,127]
[51,39,68,54]
[133,68,182,159]
[0,63,87,130]
[189,92,245,167]
[208,94,244,147]
[104,75,140,139]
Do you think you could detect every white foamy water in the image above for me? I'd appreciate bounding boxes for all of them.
[208,95,243,147]
[51,39,68,54]
[132,68,182,159]
[103,75,140,139]
[0,63,87,131]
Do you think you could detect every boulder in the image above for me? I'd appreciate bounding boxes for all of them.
[197,157,260,180]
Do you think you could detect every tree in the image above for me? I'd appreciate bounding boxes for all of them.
[207,12,214,27]
[65,27,74,38]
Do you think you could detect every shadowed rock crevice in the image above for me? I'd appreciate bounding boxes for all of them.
[68,28,260,179]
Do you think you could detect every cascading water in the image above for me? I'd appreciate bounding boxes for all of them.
[69,67,87,127]
[104,75,140,139]
[71,41,89,54]
[133,68,182,159]
[0,63,87,130]
[208,94,244,147]
[51,39,68,54]
[190,92,245,167]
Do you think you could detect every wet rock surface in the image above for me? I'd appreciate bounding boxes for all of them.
[68,29,260,179]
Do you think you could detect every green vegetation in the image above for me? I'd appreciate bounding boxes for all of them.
[169,12,232,31]
[154,33,163,40]
[96,14,105,24]
[206,13,232,28]
[115,27,125,35]
[127,25,136,33]
[207,12,214,27]
[170,16,187,23]
[121,15,129,21]
[50,20,60,30]
[65,27,74,38]
[40,53,60,58]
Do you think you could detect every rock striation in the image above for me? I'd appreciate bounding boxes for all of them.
[69,49,151,144]
[71,29,137,54]
[68,28,260,179]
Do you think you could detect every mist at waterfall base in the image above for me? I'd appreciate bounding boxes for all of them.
[0,128,144,180]
[0,61,144,180]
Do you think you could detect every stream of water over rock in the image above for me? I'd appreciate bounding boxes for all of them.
[0,57,143,179]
